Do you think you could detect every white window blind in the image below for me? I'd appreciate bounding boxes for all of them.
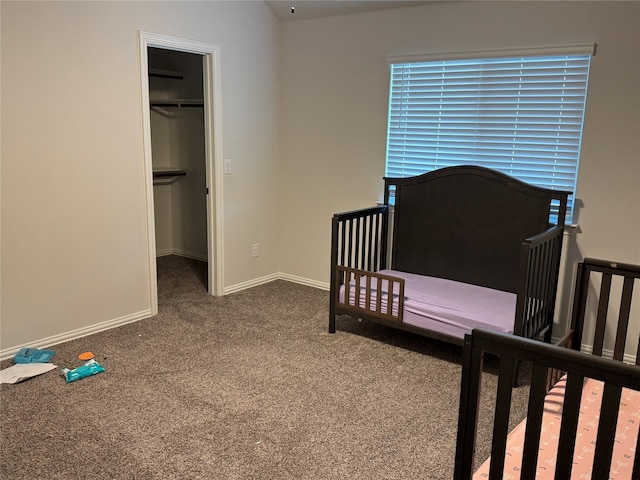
[385,46,594,223]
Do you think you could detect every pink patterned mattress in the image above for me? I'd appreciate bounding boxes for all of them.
[474,376,640,479]
[339,269,517,339]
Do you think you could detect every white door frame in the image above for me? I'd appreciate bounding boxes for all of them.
[139,31,225,314]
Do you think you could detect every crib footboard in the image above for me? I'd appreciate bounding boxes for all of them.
[329,205,389,333]
[515,224,565,342]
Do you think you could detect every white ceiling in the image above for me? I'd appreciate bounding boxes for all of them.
[265,0,434,22]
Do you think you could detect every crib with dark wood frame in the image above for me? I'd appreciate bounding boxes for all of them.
[454,258,640,479]
[329,165,570,356]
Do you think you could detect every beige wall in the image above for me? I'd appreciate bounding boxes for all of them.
[278,1,640,333]
[2,1,639,354]
[1,1,280,352]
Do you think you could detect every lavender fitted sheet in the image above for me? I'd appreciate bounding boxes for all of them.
[339,269,517,340]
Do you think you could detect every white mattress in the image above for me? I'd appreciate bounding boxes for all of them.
[340,269,517,339]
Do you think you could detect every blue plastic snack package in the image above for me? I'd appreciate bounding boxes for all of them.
[61,359,105,383]
[13,347,55,364]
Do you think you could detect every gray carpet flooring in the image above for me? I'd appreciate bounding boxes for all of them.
[0,255,530,479]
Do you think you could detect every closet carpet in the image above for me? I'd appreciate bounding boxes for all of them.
[0,255,530,479]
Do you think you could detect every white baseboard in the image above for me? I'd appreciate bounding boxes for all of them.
[0,309,153,361]
[223,273,281,294]
[578,344,636,365]
[0,273,326,361]
[223,272,329,294]
[278,273,329,291]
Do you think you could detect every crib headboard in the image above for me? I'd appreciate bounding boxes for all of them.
[384,165,570,293]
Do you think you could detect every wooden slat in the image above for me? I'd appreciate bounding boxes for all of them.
[372,213,380,271]
[375,274,383,313]
[366,215,374,270]
[613,276,634,361]
[354,216,362,269]
[554,373,584,480]
[591,383,622,480]
[488,358,515,479]
[454,334,485,480]
[339,221,346,267]
[521,364,548,476]
[592,273,612,356]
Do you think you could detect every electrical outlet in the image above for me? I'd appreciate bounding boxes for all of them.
[224,158,232,174]
[252,243,259,258]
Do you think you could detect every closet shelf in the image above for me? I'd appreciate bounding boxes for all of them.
[153,167,187,181]
[149,68,184,79]
[150,99,204,108]
[153,167,186,178]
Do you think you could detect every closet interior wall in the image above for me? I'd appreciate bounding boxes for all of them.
[149,48,207,262]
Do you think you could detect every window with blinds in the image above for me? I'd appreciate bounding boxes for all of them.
[385,46,594,223]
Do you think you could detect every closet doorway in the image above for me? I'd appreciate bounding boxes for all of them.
[139,32,224,314]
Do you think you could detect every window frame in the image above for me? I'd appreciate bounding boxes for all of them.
[385,44,596,224]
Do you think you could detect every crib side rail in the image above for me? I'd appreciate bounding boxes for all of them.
[514,225,565,341]
[329,205,389,332]
[334,266,405,324]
